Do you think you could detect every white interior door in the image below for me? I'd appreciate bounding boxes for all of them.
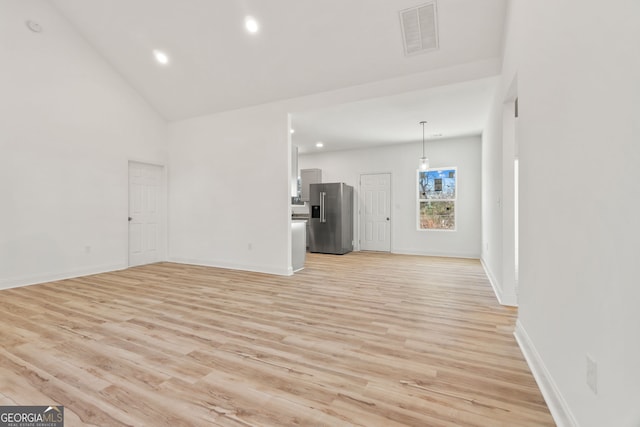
[359,173,391,252]
[128,162,164,266]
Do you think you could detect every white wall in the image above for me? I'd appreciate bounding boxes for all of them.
[484,1,640,425]
[481,90,505,298]
[299,136,482,258]
[0,0,168,289]
[167,105,291,275]
[481,0,522,308]
[482,84,519,307]
[167,59,499,275]
[0,6,499,283]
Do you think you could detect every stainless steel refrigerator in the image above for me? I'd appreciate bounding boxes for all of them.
[308,183,353,254]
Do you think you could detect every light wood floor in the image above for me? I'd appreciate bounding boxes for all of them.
[0,252,554,426]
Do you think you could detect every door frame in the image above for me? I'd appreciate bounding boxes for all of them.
[127,160,168,267]
[358,172,392,252]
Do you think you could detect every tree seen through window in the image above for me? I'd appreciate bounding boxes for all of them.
[418,168,456,230]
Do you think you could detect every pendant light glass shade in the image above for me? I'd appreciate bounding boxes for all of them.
[419,156,429,170]
[418,121,429,170]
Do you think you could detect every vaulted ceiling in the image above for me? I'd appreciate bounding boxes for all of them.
[51,0,507,122]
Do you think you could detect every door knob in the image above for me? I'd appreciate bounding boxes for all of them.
[128,217,132,221]
[386,217,390,221]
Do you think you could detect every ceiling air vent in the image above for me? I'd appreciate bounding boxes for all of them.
[399,2,439,56]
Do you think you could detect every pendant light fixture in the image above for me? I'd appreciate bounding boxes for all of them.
[419,121,429,170]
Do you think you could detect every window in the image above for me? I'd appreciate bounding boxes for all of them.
[417,167,457,230]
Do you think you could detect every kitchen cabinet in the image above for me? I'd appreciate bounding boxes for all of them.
[300,168,321,201]
[291,220,306,272]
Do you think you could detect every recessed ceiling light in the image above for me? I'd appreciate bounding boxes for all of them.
[245,16,259,34]
[431,133,443,137]
[153,49,169,65]
[316,142,324,148]
[290,129,295,134]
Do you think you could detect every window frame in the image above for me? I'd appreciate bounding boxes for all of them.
[416,166,458,232]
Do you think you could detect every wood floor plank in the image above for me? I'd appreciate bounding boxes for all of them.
[0,252,555,426]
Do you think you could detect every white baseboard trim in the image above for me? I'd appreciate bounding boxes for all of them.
[514,320,578,427]
[391,249,479,259]
[480,256,514,306]
[168,257,293,276]
[0,263,127,291]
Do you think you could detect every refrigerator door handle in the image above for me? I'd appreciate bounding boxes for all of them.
[320,191,326,223]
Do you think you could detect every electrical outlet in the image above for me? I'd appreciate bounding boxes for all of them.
[84,246,91,254]
[586,354,598,394]
[248,243,252,251]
